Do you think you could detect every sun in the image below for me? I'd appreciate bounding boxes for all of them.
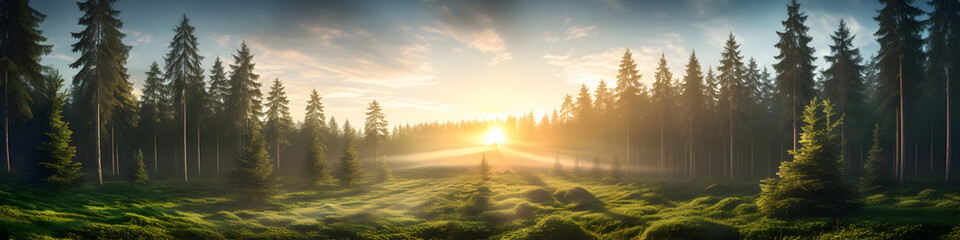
[483,127,507,145]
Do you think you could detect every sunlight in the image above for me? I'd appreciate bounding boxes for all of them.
[483,127,507,145]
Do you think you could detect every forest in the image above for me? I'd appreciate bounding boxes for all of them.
[2,0,960,239]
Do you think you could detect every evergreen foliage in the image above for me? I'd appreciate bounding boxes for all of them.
[759,98,852,218]
[230,120,277,206]
[37,80,81,188]
[336,141,362,187]
[859,124,888,193]
[130,149,148,183]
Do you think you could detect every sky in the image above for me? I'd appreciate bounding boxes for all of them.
[31,0,905,128]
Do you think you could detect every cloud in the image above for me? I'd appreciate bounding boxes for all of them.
[565,25,598,40]
[420,0,513,65]
[211,34,232,47]
[543,48,623,86]
[49,54,72,61]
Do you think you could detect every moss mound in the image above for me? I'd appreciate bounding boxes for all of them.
[507,215,599,240]
[414,220,491,240]
[522,188,554,203]
[553,187,599,203]
[638,217,738,240]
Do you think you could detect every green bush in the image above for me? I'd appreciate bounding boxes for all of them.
[638,217,738,240]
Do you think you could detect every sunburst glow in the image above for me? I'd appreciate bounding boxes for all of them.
[483,127,507,145]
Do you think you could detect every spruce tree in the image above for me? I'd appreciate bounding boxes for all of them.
[652,53,674,178]
[774,0,817,152]
[375,158,392,183]
[70,0,131,185]
[230,120,277,206]
[681,51,705,179]
[0,0,52,173]
[304,89,325,131]
[164,15,204,181]
[479,154,490,180]
[823,19,866,169]
[364,100,388,171]
[860,124,888,193]
[130,149,148,183]
[926,0,960,185]
[759,98,852,218]
[718,33,746,180]
[226,42,263,153]
[875,0,926,186]
[138,62,167,175]
[304,127,327,187]
[336,141,362,187]
[550,154,564,175]
[207,57,228,174]
[615,49,641,171]
[38,81,81,188]
[265,78,292,169]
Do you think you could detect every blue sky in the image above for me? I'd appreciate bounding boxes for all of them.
[31,0,903,126]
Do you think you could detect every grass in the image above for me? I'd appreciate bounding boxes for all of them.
[1,168,959,239]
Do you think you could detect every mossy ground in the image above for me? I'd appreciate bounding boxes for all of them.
[1,168,959,239]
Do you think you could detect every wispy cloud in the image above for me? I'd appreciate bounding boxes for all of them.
[420,0,513,65]
[565,25,597,39]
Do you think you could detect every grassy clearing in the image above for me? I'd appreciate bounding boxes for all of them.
[1,168,959,239]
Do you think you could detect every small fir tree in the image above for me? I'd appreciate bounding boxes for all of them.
[480,154,491,180]
[38,89,81,188]
[758,98,852,218]
[859,124,888,193]
[375,158,392,183]
[336,141,362,187]
[304,128,328,187]
[230,120,277,206]
[130,149,148,183]
[550,154,564,176]
[590,156,602,177]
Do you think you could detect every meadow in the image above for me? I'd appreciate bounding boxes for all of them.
[2,167,959,240]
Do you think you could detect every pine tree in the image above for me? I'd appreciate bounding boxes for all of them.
[130,149,148,183]
[0,0,52,173]
[336,141,362,187]
[875,0,926,186]
[265,78,293,169]
[860,124,888,193]
[230,120,277,206]
[304,126,327,187]
[823,19,866,170]
[164,15,204,181]
[69,0,131,185]
[479,154,491,180]
[207,57,228,174]
[37,80,81,188]
[774,0,817,153]
[758,98,851,218]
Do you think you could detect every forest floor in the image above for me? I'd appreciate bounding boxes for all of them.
[1,167,960,239]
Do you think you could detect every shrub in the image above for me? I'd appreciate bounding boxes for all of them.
[522,188,553,203]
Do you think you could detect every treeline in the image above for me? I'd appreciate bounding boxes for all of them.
[0,0,392,191]
[385,0,960,189]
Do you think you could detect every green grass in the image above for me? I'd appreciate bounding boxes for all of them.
[1,169,959,239]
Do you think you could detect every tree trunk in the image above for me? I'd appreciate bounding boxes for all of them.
[948,61,952,186]
[183,94,188,183]
[216,133,220,174]
[899,52,905,187]
[96,84,102,185]
[197,123,201,176]
[154,131,158,175]
[4,69,9,174]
